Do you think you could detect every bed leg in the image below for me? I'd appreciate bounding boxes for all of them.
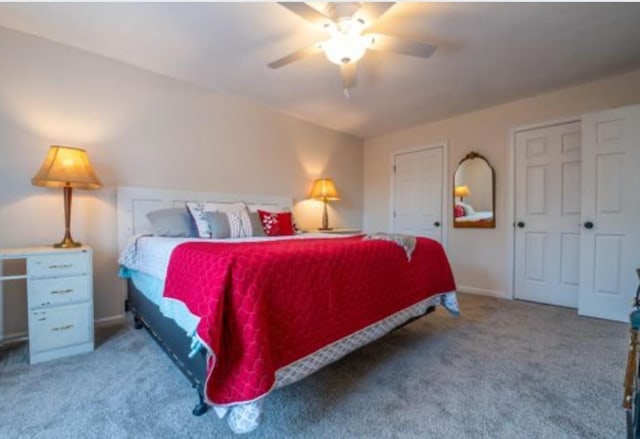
[133,314,144,330]
[192,389,209,416]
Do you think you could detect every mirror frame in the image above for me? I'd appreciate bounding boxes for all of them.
[453,151,496,229]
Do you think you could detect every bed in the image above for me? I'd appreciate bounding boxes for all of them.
[117,186,458,433]
[453,201,494,227]
[454,211,494,223]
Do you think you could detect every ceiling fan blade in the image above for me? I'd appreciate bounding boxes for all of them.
[278,2,334,29]
[268,42,324,69]
[357,3,395,27]
[366,33,436,59]
[340,62,357,90]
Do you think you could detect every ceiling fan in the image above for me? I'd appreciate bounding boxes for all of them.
[268,2,436,97]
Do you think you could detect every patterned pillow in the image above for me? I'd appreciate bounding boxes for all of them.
[257,210,296,236]
[226,208,253,238]
[186,202,252,238]
[454,205,465,218]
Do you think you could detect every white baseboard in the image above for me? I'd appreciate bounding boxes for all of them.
[1,330,28,345]
[457,285,507,299]
[95,314,126,328]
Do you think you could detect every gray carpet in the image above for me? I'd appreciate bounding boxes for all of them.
[0,293,628,438]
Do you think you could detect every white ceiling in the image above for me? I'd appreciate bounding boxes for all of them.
[1,2,640,139]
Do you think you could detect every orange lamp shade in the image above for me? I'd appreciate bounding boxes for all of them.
[308,178,340,201]
[454,185,470,198]
[31,145,102,190]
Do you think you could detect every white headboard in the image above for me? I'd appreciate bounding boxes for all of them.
[117,186,292,254]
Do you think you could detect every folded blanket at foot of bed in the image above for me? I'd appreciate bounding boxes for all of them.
[364,232,417,261]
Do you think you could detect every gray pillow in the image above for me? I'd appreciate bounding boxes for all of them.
[205,211,231,239]
[249,212,266,237]
[146,208,196,237]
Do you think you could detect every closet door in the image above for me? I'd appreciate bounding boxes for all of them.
[392,146,444,242]
[514,122,582,307]
[578,105,640,322]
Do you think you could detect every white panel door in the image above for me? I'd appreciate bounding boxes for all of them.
[514,121,582,307]
[392,147,443,242]
[578,105,640,322]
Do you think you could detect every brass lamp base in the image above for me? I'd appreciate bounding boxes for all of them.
[318,227,333,231]
[52,186,82,248]
[320,199,333,230]
[54,236,82,248]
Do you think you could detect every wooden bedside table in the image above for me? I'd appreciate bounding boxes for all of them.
[0,246,94,364]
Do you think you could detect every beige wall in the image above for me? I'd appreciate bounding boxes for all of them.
[0,28,363,339]
[364,68,640,297]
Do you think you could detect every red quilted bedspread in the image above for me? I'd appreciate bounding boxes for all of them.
[163,236,455,405]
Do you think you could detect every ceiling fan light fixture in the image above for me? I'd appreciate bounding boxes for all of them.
[270,2,437,95]
[323,34,371,65]
[322,16,371,65]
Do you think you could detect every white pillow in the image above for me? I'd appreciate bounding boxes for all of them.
[460,202,475,215]
[186,202,252,238]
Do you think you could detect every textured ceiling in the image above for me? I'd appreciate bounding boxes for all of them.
[1,2,640,138]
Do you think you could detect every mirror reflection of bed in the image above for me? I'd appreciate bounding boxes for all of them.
[454,152,495,228]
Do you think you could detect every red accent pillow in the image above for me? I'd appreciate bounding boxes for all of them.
[257,210,296,236]
[454,205,465,218]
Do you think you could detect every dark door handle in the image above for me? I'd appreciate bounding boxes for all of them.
[584,221,594,230]
[434,221,440,227]
[517,221,525,228]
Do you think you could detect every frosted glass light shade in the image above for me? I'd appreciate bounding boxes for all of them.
[323,34,370,65]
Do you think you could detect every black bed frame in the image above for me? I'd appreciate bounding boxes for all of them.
[126,279,209,416]
[125,278,436,418]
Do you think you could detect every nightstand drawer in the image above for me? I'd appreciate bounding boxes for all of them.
[29,276,90,309]
[28,252,89,278]
[30,303,93,354]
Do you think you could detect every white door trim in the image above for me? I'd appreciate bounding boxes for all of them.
[506,116,581,300]
[390,142,449,250]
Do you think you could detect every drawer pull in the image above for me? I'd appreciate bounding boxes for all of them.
[40,301,51,307]
[51,324,74,332]
[48,264,73,270]
[50,289,74,295]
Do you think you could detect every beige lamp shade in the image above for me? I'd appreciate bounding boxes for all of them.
[308,178,340,201]
[454,185,470,198]
[32,145,102,248]
[31,145,102,190]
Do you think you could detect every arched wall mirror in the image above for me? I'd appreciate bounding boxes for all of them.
[454,152,495,228]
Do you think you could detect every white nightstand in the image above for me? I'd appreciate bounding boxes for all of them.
[0,246,94,364]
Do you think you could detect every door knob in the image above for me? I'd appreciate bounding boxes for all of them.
[434,221,441,227]
[517,221,525,228]
[584,221,594,230]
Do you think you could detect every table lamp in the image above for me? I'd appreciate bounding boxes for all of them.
[31,145,102,248]
[455,185,470,203]
[308,178,340,231]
